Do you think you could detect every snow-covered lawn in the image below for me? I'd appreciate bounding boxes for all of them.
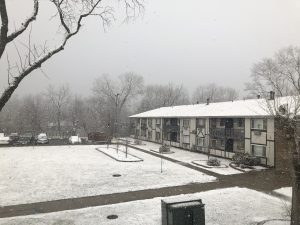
[124,138,244,175]
[0,145,215,206]
[0,187,290,225]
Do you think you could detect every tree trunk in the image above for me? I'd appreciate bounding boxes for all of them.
[57,111,61,137]
[291,152,300,225]
[0,0,8,59]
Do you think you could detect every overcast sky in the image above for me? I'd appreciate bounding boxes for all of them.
[1,0,300,98]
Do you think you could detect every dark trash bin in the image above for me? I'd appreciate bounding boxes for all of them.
[162,197,205,225]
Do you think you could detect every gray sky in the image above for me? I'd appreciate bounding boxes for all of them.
[1,0,300,98]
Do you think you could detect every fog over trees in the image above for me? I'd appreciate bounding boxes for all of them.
[0,73,239,136]
[192,83,239,104]
[138,83,189,112]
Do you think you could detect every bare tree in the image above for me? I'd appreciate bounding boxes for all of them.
[68,95,91,135]
[46,84,70,137]
[18,95,45,134]
[192,83,239,104]
[92,72,144,136]
[0,0,143,111]
[138,83,189,112]
[0,95,21,134]
[246,46,300,225]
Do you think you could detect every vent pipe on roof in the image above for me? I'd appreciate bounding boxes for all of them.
[269,91,275,100]
[206,98,210,105]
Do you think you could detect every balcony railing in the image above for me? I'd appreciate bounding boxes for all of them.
[164,125,180,132]
[210,128,244,139]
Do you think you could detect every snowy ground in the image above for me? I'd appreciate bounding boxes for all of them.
[0,145,215,206]
[0,187,290,225]
[123,138,244,175]
[273,187,292,200]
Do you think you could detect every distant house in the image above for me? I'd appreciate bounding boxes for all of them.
[130,95,298,168]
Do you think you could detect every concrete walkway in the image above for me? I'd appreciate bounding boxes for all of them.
[0,145,292,218]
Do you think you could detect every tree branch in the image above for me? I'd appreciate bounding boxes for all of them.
[7,0,39,43]
[0,0,103,111]
[0,0,9,58]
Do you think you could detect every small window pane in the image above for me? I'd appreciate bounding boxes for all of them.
[183,135,190,143]
[252,119,266,130]
[183,119,190,128]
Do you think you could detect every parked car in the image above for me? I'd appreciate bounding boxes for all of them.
[88,132,110,143]
[9,133,19,145]
[36,133,49,144]
[0,133,10,145]
[16,136,35,145]
[69,136,82,144]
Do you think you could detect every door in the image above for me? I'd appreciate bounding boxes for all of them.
[225,139,234,152]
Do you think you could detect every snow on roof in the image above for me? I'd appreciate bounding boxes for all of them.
[130,96,299,118]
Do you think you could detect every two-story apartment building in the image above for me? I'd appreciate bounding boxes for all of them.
[130,96,297,168]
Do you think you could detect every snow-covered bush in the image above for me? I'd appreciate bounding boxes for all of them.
[159,144,171,153]
[232,152,260,166]
[207,158,221,166]
[134,139,142,145]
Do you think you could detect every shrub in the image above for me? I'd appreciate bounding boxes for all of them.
[134,139,142,145]
[207,158,221,166]
[159,144,171,153]
[232,152,260,166]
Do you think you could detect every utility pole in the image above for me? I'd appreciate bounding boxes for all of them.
[114,93,120,139]
[114,93,120,153]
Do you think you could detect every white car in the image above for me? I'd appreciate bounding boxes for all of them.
[36,133,49,144]
[69,136,82,144]
[0,133,10,145]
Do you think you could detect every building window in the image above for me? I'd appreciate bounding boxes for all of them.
[141,129,146,137]
[170,132,179,142]
[183,135,190,143]
[210,119,217,128]
[156,119,161,125]
[156,132,160,141]
[237,118,244,128]
[196,137,205,146]
[251,119,267,130]
[170,118,178,126]
[183,119,190,128]
[220,119,225,127]
[220,139,225,147]
[148,119,152,128]
[148,131,152,139]
[211,139,217,148]
[237,140,245,150]
[251,145,266,157]
[197,119,205,127]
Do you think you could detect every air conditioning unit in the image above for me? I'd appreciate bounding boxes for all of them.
[254,131,262,136]
[162,198,205,225]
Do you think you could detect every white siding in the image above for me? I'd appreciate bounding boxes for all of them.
[190,118,196,148]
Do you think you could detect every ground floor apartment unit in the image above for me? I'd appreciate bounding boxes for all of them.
[130,96,297,168]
